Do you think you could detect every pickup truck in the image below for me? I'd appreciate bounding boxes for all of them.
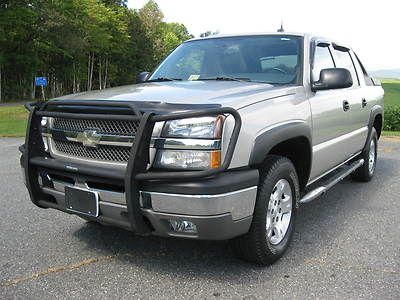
[20,33,384,265]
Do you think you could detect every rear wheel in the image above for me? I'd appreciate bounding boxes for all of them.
[231,156,299,265]
[352,128,378,182]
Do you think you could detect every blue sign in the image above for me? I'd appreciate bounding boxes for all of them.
[35,77,47,87]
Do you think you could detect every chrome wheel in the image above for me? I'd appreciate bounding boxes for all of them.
[266,179,293,245]
[368,139,376,175]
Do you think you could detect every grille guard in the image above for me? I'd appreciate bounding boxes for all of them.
[23,100,242,234]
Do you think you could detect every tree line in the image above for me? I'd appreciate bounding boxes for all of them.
[0,0,193,101]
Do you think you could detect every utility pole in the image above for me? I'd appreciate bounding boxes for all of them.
[35,76,47,102]
[41,85,45,101]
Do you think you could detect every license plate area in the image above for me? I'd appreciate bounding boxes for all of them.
[65,186,99,217]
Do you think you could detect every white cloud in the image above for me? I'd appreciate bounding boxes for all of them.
[128,0,399,70]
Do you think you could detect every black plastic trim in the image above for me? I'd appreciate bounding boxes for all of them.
[30,157,125,180]
[141,168,259,195]
[249,121,312,166]
[366,106,383,145]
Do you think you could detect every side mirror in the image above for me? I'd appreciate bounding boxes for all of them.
[312,68,352,91]
[136,71,150,84]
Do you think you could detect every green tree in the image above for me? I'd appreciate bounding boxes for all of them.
[0,0,192,101]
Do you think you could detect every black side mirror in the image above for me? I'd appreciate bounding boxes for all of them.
[136,71,150,83]
[312,68,352,91]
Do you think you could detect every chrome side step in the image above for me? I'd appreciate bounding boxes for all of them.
[300,159,364,204]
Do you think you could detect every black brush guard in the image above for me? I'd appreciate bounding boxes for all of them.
[23,100,242,234]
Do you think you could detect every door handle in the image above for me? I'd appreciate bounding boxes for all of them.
[362,98,367,108]
[343,100,350,112]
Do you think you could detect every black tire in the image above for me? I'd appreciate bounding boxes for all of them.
[352,128,378,182]
[231,155,300,265]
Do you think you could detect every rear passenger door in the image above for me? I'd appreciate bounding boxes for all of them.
[331,47,368,138]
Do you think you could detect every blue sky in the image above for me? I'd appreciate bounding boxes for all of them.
[128,0,399,71]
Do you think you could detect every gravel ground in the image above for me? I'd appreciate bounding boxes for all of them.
[0,137,399,299]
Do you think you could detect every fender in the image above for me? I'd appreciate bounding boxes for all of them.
[361,104,383,151]
[249,121,312,166]
[368,105,383,134]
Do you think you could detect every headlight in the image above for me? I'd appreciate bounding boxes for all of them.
[154,116,224,170]
[162,116,224,138]
[154,150,221,170]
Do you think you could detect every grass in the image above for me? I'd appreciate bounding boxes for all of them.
[381,79,400,108]
[0,106,28,137]
[382,130,400,137]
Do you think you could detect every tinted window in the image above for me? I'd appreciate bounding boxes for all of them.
[260,55,298,73]
[151,36,303,84]
[312,46,335,81]
[332,49,359,86]
[353,52,374,86]
[170,49,206,79]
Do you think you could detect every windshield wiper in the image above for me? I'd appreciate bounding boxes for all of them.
[146,77,182,82]
[198,76,251,82]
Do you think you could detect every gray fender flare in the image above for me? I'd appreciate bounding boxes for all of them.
[249,121,312,166]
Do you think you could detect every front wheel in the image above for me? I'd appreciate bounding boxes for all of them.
[231,156,299,265]
[352,128,378,182]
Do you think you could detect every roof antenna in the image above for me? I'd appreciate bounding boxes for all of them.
[277,21,284,32]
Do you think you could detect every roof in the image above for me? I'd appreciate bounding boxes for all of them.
[187,32,351,51]
[187,32,308,42]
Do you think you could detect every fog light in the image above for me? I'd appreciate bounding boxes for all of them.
[169,220,197,233]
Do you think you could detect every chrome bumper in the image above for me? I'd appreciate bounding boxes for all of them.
[142,187,257,221]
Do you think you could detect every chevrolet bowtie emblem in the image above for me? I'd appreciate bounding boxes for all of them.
[76,130,101,147]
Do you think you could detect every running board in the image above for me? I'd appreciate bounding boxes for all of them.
[300,159,364,204]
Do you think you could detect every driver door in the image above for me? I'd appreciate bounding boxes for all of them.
[308,44,355,181]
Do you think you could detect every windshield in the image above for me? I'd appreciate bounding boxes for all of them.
[150,35,303,84]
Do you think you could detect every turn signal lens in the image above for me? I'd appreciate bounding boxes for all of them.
[210,150,221,169]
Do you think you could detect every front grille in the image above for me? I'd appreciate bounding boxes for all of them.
[50,117,139,164]
[53,139,131,163]
[53,118,139,136]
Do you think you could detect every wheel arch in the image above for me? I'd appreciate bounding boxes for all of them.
[372,114,383,139]
[368,105,383,140]
[249,121,312,190]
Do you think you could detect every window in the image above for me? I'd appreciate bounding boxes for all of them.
[332,49,359,86]
[312,46,335,81]
[161,48,206,80]
[353,52,374,86]
[151,35,303,85]
[260,55,298,74]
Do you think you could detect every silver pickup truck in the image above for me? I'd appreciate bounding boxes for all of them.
[20,33,384,265]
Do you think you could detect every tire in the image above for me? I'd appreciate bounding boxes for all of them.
[231,155,300,265]
[352,128,378,182]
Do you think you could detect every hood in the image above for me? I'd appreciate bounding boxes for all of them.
[55,81,297,110]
